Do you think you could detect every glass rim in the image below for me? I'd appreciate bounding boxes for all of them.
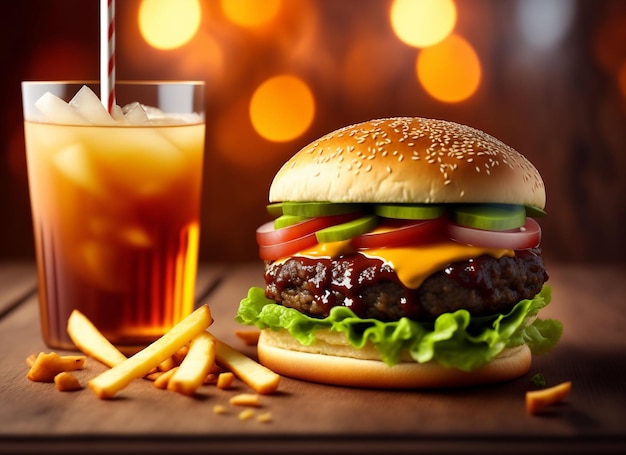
[21,80,205,87]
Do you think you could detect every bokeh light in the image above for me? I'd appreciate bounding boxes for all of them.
[138,0,202,50]
[416,33,481,103]
[515,0,575,51]
[390,0,457,48]
[221,0,282,28]
[249,75,315,143]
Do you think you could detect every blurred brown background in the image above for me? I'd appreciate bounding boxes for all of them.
[1,0,625,266]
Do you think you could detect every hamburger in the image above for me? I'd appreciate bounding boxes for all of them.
[237,117,562,388]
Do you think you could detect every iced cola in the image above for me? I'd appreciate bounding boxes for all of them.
[22,82,205,350]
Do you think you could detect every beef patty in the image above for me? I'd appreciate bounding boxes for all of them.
[264,249,547,322]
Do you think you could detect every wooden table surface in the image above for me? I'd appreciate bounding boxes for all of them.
[1,261,625,454]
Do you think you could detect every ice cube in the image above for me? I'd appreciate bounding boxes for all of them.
[34,92,90,125]
[122,102,150,125]
[69,86,116,125]
[140,104,165,119]
[118,225,153,248]
[78,241,128,292]
[148,112,203,126]
[87,126,186,197]
[52,143,104,197]
[110,104,128,123]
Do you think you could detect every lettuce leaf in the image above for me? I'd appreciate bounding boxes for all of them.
[236,285,561,372]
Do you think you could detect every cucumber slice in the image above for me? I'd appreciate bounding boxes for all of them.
[266,203,283,218]
[315,215,378,243]
[451,204,526,231]
[525,205,547,218]
[274,215,309,229]
[375,203,445,220]
[282,201,363,217]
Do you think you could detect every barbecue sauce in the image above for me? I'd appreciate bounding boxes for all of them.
[264,249,546,322]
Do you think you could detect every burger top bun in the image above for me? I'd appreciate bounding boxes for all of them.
[269,117,546,209]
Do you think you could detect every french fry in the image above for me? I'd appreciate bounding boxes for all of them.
[157,356,177,372]
[153,367,179,389]
[234,329,261,346]
[167,332,216,396]
[88,305,213,399]
[209,334,280,395]
[27,352,85,382]
[144,371,163,381]
[526,381,572,415]
[54,372,82,391]
[172,345,189,365]
[67,309,127,368]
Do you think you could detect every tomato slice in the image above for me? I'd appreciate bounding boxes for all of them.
[258,232,319,261]
[447,218,541,249]
[256,213,362,247]
[351,217,447,249]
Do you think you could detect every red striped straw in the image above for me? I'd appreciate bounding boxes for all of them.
[100,0,116,113]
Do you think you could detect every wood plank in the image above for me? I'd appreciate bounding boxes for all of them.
[0,262,624,453]
[0,261,37,317]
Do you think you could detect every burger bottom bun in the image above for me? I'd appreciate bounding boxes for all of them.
[257,329,532,389]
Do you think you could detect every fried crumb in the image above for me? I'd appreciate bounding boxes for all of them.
[238,409,255,421]
[229,393,261,407]
[216,372,235,389]
[213,404,228,415]
[54,372,82,391]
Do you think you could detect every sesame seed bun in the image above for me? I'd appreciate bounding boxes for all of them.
[269,117,545,209]
[258,329,532,389]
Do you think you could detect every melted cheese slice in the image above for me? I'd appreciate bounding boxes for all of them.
[292,240,514,289]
